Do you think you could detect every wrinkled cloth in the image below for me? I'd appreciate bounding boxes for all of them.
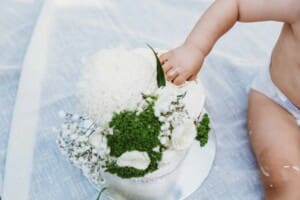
[1,0,281,199]
[0,0,44,195]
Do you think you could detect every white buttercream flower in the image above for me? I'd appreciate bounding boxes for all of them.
[181,81,205,120]
[116,151,150,170]
[154,84,178,115]
[171,120,197,150]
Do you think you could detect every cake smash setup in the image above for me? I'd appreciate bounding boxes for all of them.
[55,46,216,200]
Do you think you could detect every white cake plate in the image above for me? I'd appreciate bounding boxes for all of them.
[172,129,216,200]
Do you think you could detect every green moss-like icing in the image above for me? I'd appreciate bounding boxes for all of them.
[196,113,211,147]
[106,99,163,178]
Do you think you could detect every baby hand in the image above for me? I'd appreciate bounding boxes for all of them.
[159,43,205,85]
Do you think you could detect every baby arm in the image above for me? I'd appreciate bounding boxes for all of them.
[160,0,300,85]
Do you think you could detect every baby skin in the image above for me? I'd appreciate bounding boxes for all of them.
[159,0,300,199]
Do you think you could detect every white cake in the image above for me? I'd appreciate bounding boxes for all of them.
[76,48,206,199]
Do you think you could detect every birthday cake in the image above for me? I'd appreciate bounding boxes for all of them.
[55,46,210,199]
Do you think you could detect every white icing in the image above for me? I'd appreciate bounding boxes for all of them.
[160,150,179,166]
[78,48,158,127]
[171,120,197,150]
[117,151,150,170]
[181,81,205,120]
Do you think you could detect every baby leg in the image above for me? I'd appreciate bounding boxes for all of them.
[248,90,300,200]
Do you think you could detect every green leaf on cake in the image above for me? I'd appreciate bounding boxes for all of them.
[147,44,166,88]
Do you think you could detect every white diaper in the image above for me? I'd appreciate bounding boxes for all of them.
[250,66,300,126]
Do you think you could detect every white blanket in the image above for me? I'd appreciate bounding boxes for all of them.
[1,0,281,199]
[0,0,43,195]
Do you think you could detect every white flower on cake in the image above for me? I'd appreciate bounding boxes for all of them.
[171,120,197,150]
[117,151,151,170]
[181,81,206,120]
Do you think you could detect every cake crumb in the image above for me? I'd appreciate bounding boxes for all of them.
[292,165,300,172]
[260,166,270,177]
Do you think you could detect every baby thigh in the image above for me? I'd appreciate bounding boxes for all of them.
[248,90,300,200]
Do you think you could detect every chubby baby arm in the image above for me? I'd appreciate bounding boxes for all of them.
[159,0,238,85]
[160,0,299,85]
